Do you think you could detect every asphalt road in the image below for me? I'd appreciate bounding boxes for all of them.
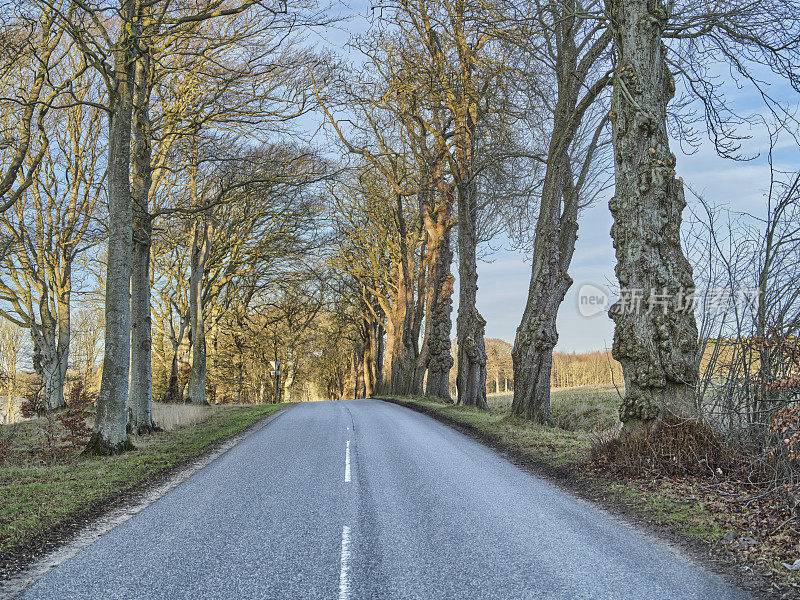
[17,399,752,600]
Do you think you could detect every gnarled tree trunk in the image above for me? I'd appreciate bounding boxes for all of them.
[423,179,455,401]
[512,154,578,423]
[455,179,488,409]
[511,6,611,423]
[607,0,699,430]
[379,195,418,396]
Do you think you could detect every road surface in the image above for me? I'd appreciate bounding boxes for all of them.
[16,399,751,599]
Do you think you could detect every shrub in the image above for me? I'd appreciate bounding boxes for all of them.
[591,412,727,477]
[17,384,93,462]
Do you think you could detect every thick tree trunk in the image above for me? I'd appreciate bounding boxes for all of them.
[129,51,156,434]
[187,293,208,404]
[380,312,414,395]
[607,0,699,429]
[283,369,295,402]
[511,9,605,423]
[363,328,374,398]
[374,318,385,392]
[88,24,136,455]
[129,222,155,429]
[379,213,418,397]
[424,177,455,401]
[358,320,375,398]
[425,236,454,401]
[455,180,488,409]
[354,340,365,399]
[409,164,455,402]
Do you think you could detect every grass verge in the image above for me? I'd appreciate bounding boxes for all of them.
[384,394,800,600]
[0,403,284,573]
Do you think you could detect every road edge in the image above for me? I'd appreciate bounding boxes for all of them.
[0,404,293,599]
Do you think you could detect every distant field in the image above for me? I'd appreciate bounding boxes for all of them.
[487,385,623,433]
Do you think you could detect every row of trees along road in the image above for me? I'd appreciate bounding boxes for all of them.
[1,0,328,452]
[1,0,800,456]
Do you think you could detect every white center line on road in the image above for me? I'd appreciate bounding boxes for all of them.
[338,526,352,600]
[344,440,351,483]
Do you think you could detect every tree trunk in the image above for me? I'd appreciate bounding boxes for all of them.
[32,324,65,410]
[163,317,188,403]
[187,221,210,405]
[374,318,385,392]
[379,240,417,396]
[56,295,70,406]
[511,8,602,423]
[4,376,14,423]
[129,51,156,434]
[363,326,374,398]
[425,230,454,401]
[163,349,180,403]
[455,180,488,409]
[511,154,578,423]
[87,22,137,455]
[422,173,455,401]
[607,0,699,430]
[354,340,365,399]
[409,243,428,396]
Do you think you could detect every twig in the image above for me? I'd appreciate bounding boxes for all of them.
[770,515,798,536]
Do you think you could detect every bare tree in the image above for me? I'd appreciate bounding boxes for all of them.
[163,142,323,404]
[344,0,518,407]
[128,6,319,431]
[0,0,79,212]
[0,318,25,423]
[41,0,321,453]
[326,165,426,396]
[511,0,613,423]
[686,133,800,429]
[314,59,429,397]
[0,73,104,410]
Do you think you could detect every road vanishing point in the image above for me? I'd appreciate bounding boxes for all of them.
[15,399,752,600]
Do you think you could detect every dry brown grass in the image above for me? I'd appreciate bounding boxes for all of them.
[152,403,216,431]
